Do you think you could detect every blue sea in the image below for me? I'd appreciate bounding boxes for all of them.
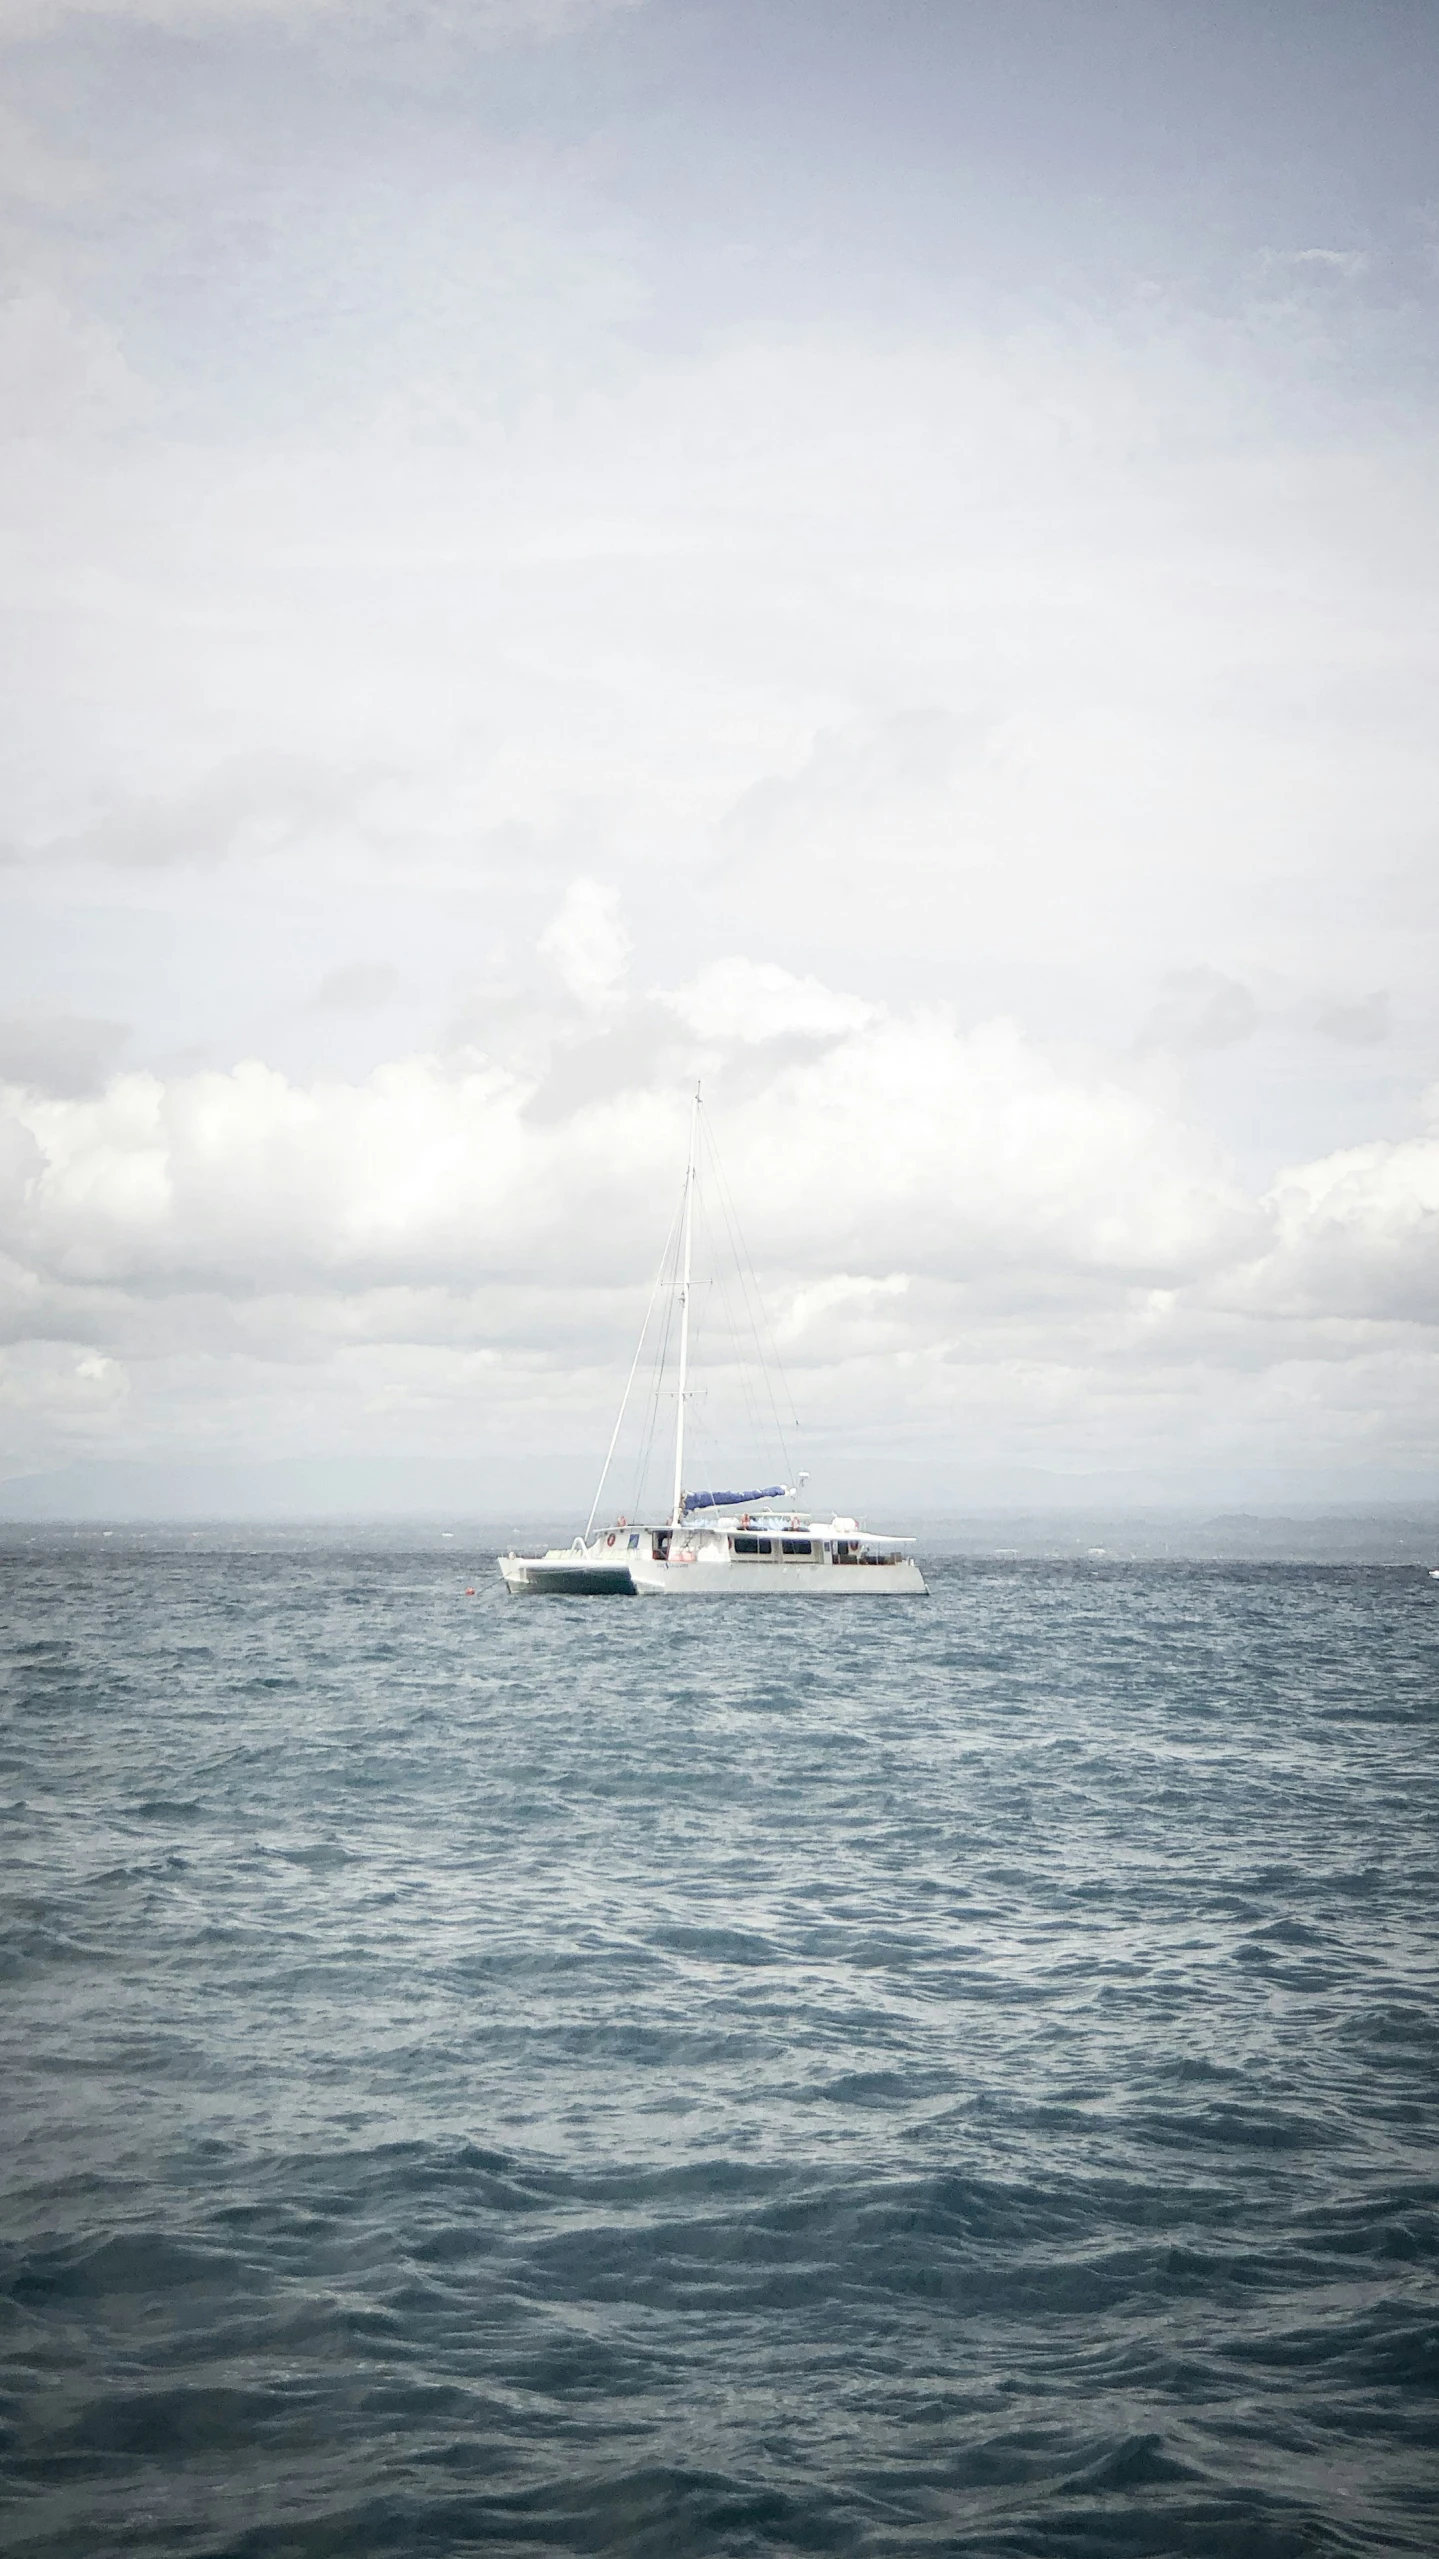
[2,1532,1437,2558]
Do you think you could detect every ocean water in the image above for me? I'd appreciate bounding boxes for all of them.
[2,1534,1437,2559]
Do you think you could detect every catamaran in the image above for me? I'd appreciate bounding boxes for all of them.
[498,1092,926,1598]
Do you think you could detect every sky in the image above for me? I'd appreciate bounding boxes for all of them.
[2,0,1438,1514]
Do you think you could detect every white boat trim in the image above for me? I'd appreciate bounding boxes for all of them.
[500,1511,926,1599]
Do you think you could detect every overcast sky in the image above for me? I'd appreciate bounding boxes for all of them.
[2,0,1438,1512]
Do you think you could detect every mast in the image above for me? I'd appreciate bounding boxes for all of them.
[670,1083,700,1528]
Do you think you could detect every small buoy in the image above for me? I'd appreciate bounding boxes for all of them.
[465,1587,475,1595]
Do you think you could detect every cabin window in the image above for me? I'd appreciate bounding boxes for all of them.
[733,1534,772,1556]
[781,1537,813,1557]
[627,1533,640,1549]
[836,1541,858,1562]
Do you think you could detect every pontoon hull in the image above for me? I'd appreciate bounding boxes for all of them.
[499,1526,927,1598]
[630,1555,927,1596]
[498,1549,926,1597]
[498,1557,637,1595]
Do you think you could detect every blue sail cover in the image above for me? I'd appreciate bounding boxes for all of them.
[683,1486,787,1516]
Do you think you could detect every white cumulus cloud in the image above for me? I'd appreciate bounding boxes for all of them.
[664,959,879,1047]
[1,956,1435,1495]
[537,879,633,1013]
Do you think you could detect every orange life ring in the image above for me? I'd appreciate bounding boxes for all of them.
[606,1532,616,1546]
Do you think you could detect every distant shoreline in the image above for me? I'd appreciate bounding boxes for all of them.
[4,1510,1436,1565]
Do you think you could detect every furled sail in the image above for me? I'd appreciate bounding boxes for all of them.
[682,1486,787,1516]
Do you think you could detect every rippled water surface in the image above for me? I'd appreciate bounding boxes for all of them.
[2,1534,1437,2557]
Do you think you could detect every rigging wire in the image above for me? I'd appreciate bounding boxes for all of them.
[697,1103,801,1479]
[629,1192,683,1521]
[692,1184,775,1488]
[584,1196,681,1542]
[599,1092,804,1524]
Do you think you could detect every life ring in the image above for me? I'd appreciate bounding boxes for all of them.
[606,1532,616,1547]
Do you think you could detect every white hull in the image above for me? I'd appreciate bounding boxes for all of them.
[498,1557,636,1595]
[630,1553,925,1596]
[500,1527,926,1598]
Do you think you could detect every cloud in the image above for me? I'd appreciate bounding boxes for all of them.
[721,711,968,854]
[1315,990,1390,1047]
[0,289,150,438]
[518,998,690,1125]
[1136,968,1259,1055]
[0,964,1434,1493]
[1240,246,1380,364]
[1238,1118,1439,1326]
[1252,249,1372,283]
[663,959,878,1047]
[0,1009,130,1097]
[0,991,1261,1307]
[0,0,641,41]
[3,954,1430,1361]
[538,878,631,1012]
[311,963,400,1014]
[43,759,364,870]
[0,1339,129,1458]
[1,9,1437,1497]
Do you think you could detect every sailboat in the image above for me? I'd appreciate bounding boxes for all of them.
[498,1092,927,1598]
